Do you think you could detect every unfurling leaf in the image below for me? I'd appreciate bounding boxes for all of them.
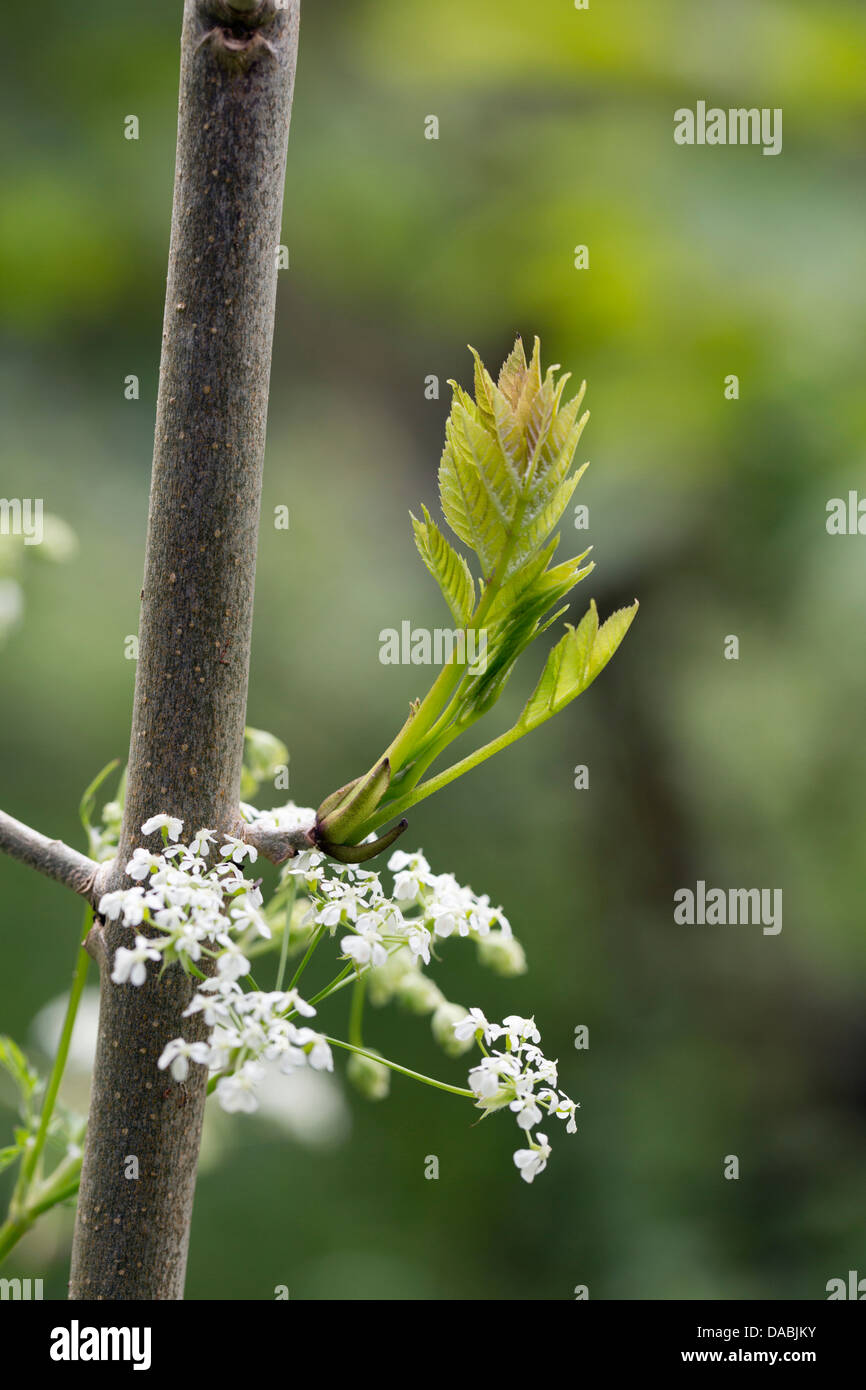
[437,336,589,585]
[517,599,639,733]
[411,506,475,624]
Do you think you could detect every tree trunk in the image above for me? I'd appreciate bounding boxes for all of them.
[69,0,300,1300]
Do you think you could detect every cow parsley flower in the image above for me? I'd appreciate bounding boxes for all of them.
[141,814,184,842]
[513,1133,551,1184]
[106,814,576,1181]
[110,935,162,986]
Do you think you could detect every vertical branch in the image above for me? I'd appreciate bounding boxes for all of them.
[69,0,300,1300]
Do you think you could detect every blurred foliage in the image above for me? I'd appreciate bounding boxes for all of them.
[1,0,865,1299]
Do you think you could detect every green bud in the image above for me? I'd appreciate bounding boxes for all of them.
[431,1002,473,1058]
[346,1049,391,1101]
[476,931,527,977]
[366,948,414,1007]
[395,970,444,1016]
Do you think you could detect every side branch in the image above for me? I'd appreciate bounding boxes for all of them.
[0,809,100,901]
[236,816,316,865]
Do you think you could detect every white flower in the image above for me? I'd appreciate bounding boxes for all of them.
[110,935,162,986]
[432,1003,475,1058]
[283,849,324,882]
[392,870,422,902]
[118,888,147,926]
[215,934,251,981]
[429,904,457,938]
[389,849,433,902]
[509,1084,543,1131]
[291,1029,333,1072]
[157,1038,211,1081]
[406,924,432,966]
[220,835,257,865]
[498,1014,541,1048]
[468,1052,521,1106]
[388,848,431,876]
[189,828,217,857]
[216,1061,266,1113]
[126,848,164,881]
[183,977,242,1024]
[513,1134,551,1184]
[452,1006,489,1043]
[98,889,126,921]
[282,988,316,1019]
[152,904,185,933]
[267,1027,310,1075]
[523,1048,558,1086]
[141,814,183,842]
[230,894,270,939]
[546,1092,579,1133]
[340,923,386,968]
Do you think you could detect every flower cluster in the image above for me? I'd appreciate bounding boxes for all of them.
[455,1008,578,1183]
[98,813,335,1113]
[101,809,578,1180]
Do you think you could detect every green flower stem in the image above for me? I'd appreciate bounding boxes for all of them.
[349,976,365,1049]
[0,1153,82,1266]
[204,945,408,1098]
[325,1037,474,1099]
[275,877,297,991]
[0,1215,29,1264]
[15,908,92,1206]
[306,962,355,1007]
[288,924,326,995]
[28,1173,81,1220]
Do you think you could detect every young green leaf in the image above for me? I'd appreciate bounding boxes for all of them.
[517,599,638,733]
[411,505,475,625]
[0,1036,38,1102]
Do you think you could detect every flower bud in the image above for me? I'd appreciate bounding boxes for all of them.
[476,931,527,977]
[366,947,414,1006]
[396,970,444,1016]
[346,1049,390,1101]
[431,1002,474,1057]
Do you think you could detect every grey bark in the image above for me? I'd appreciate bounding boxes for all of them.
[69,0,300,1300]
[0,809,99,900]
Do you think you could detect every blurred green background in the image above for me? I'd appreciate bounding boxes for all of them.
[2,0,865,1299]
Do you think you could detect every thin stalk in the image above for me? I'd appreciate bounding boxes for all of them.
[349,975,365,1048]
[15,909,92,1204]
[275,877,297,991]
[325,1038,474,1099]
[288,921,326,993]
[356,722,525,837]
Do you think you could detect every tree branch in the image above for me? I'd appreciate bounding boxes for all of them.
[0,809,101,902]
[235,816,316,865]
